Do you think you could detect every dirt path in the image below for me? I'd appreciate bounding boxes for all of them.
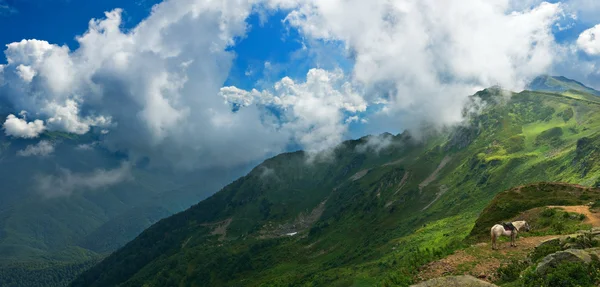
[548,205,600,227]
[417,205,600,282]
[417,235,557,282]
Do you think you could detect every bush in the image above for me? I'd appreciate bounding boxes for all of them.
[565,231,598,249]
[496,259,530,283]
[521,260,600,287]
[541,208,557,218]
[552,221,565,233]
[530,241,562,262]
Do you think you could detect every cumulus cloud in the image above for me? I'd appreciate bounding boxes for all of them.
[16,65,36,83]
[0,0,576,169]
[274,0,562,131]
[221,68,366,154]
[577,24,600,55]
[3,114,46,138]
[0,2,289,169]
[17,140,55,157]
[35,162,133,197]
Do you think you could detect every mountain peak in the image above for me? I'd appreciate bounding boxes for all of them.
[527,75,600,96]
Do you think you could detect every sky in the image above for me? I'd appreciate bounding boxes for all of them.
[2,0,600,175]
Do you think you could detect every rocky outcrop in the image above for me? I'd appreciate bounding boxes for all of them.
[536,249,595,275]
[534,229,600,251]
[411,275,498,287]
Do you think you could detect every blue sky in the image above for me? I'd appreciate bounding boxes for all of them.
[0,0,358,90]
[0,0,162,47]
[0,0,312,90]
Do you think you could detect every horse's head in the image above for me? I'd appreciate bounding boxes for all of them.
[523,221,531,232]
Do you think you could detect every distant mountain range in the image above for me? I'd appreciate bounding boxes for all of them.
[0,124,253,286]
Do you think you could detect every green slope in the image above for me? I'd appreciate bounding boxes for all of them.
[72,87,600,286]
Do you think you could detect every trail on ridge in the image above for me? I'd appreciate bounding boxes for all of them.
[417,205,600,283]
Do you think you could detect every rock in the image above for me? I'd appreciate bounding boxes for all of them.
[536,249,593,275]
[411,275,498,287]
[536,237,561,249]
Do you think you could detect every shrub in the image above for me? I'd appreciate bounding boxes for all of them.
[541,208,557,218]
[530,241,562,262]
[496,259,531,284]
[552,221,566,233]
[565,231,598,249]
[521,260,600,287]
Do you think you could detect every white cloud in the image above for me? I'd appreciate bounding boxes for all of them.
[76,143,97,151]
[345,116,360,124]
[16,65,36,83]
[17,140,55,157]
[221,68,366,154]
[0,0,576,169]
[45,100,112,134]
[356,133,395,153]
[35,162,133,197]
[565,0,600,23]
[219,86,260,107]
[0,2,288,169]
[3,114,46,138]
[577,24,600,55]
[275,0,562,131]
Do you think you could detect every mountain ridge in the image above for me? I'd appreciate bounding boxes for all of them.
[71,81,600,286]
[527,75,600,96]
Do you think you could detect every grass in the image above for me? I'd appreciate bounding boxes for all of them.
[71,87,600,287]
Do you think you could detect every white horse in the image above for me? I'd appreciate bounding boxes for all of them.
[490,220,530,250]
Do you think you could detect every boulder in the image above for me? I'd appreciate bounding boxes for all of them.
[536,249,593,275]
[411,275,498,287]
[535,237,561,249]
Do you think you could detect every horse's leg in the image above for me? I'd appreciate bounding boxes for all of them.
[510,232,516,247]
[491,233,495,250]
[513,231,518,247]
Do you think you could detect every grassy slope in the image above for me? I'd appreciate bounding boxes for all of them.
[72,87,600,286]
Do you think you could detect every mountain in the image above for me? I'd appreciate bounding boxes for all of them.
[0,124,251,286]
[71,83,600,286]
[527,75,600,96]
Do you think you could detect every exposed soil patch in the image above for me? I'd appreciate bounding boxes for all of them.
[385,172,411,208]
[383,158,405,167]
[393,172,410,196]
[201,218,232,241]
[422,185,449,211]
[259,199,327,239]
[419,156,451,193]
[417,235,557,282]
[350,169,369,181]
